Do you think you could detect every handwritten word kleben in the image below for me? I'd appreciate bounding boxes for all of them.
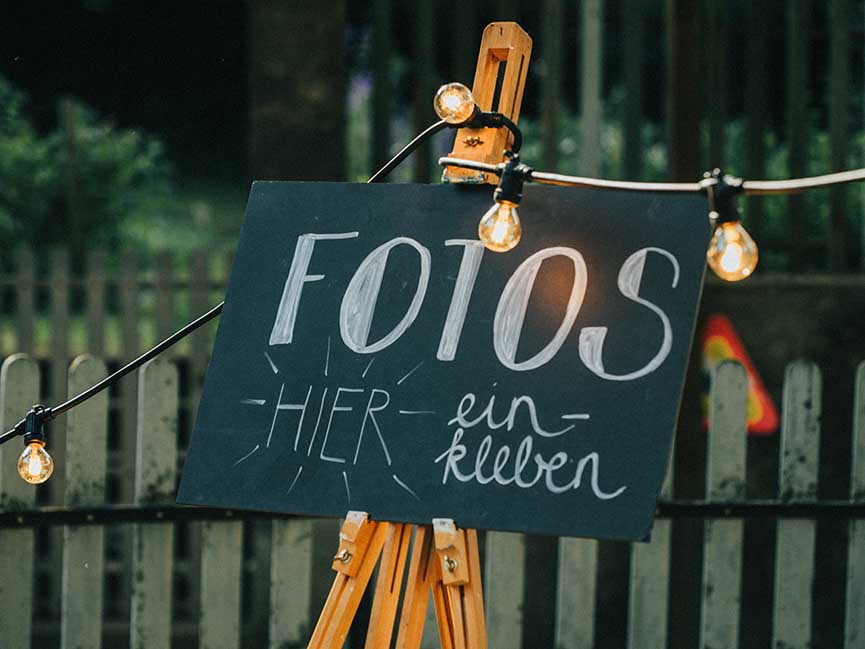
[268,234,679,377]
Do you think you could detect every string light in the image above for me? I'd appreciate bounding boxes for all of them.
[703,170,758,282]
[433,83,477,125]
[478,153,531,252]
[16,406,53,484]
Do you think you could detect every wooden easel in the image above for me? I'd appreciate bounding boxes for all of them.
[307,22,531,649]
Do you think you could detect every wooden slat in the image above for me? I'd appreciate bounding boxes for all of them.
[130,358,178,649]
[190,250,210,414]
[484,531,525,649]
[0,354,40,649]
[772,360,821,649]
[156,252,175,343]
[269,519,313,648]
[627,444,674,649]
[15,249,35,353]
[541,0,563,170]
[51,249,70,490]
[579,0,603,177]
[845,360,865,648]
[199,520,243,649]
[120,249,140,503]
[86,250,106,356]
[554,537,597,648]
[61,355,108,649]
[700,361,747,649]
[118,250,139,622]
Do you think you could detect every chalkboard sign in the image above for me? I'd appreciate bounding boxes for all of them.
[178,182,710,541]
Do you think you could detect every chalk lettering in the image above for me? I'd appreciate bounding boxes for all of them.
[269,232,359,345]
[340,237,431,353]
[579,247,679,381]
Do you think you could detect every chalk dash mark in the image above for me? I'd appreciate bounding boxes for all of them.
[286,466,303,495]
[233,444,260,466]
[342,471,351,503]
[264,351,279,374]
[397,362,423,386]
[392,474,420,500]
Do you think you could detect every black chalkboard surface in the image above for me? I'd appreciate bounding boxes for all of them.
[178,181,710,541]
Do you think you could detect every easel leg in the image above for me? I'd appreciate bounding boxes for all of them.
[307,512,389,649]
[364,523,413,648]
[394,526,436,649]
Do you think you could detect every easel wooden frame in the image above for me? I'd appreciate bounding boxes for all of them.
[307,21,531,649]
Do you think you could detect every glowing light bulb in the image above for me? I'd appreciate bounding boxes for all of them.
[706,220,759,281]
[17,441,53,484]
[433,83,476,125]
[479,200,522,252]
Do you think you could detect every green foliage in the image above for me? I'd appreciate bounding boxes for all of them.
[0,76,175,251]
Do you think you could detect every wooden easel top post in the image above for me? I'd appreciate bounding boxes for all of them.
[443,22,532,185]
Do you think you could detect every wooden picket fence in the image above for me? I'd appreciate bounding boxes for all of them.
[0,353,864,648]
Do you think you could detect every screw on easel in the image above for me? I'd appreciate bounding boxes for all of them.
[334,548,353,564]
[443,556,458,573]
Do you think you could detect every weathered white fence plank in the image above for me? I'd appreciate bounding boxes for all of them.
[0,355,39,649]
[130,358,178,649]
[485,531,526,649]
[772,360,821,649]
[700,361,747,649]
[555,537,597,648]
[269,518,313,648]
[62,355,108,649]
[845,360,865,648]
[199,520,243,649]
[627,442,674,649]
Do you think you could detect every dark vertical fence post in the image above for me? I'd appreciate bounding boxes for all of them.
[542,0,563,171]
[412,0,434,183]
[786,0,810,269]
[704,0,728,168]
[623,0,644,180]
[745,1,768,241]
[371,0,392,172]
[452,0,478,86]
[666,0,702,181]
[829,0,849,270]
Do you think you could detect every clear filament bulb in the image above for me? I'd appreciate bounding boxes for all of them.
[17,441,54,484]
[706,220,759,281]
[478,200,522,252]
[433,83,476,125]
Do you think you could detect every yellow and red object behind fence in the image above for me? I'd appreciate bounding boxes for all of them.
[702,314,779,435]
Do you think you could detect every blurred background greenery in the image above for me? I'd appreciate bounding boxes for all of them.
[1,0,863,271]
